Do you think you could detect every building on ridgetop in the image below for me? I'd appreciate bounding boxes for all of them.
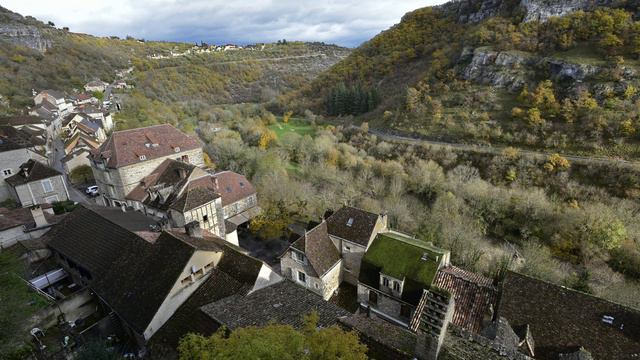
[357,231,450,328]
[90,124,203,208]
[5,159,70,207]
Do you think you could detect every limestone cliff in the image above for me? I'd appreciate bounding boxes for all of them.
[0,7,51,52]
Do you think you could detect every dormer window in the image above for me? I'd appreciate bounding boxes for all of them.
[174,146,181,152]
[393,281,400,292]
[346,218,354,227]
[139,155,146,161]
[383,277,389,287]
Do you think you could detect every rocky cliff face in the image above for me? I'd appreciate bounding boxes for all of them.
[0,7,51,52]
[441,0,630,24]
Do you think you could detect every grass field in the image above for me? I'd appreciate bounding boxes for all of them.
[0,246,50,357]
[268,118,316,139]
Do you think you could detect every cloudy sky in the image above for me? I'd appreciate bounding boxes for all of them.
[3,0,448,47]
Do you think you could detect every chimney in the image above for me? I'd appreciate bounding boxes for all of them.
[177,167,187,179]
[22,166,29,178]
[415,288,455,360]
[185,221,203,238]
[213,176,219,191]
[30,205,48,228]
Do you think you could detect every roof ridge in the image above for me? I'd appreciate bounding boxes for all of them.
[507,271,640,312]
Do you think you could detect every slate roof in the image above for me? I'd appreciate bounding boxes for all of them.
[290,221,341,277]
[359,231,447,305]
[213,171,256,207]
[216,243,264,284]
[0,115,45,126]
[126,159,198,202]
[46,206,146,277]
[326,206,381,247]
[200,280,349,330]
[5,159,61,187]
[91,124,200,168]
[430,266,498,333]
[0,206,58,231]
[169,186,219,213]
[0,126,40,152]
[497,271,640,360]
[339,313,417,358]
[149,268,253,353]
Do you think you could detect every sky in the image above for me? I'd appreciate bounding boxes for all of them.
[2,0,448,47]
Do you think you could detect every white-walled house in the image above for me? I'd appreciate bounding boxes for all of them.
[5,159,70,207]
[0,126,48,202]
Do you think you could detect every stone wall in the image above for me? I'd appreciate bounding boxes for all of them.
[358,284,414,327]
[13,175,69,206]
[280,249,326,298]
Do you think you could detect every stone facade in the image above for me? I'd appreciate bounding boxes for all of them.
[168,198,225,239]
[223,193,258,218]
[10,174,70,207]
[92,147,204,207]
[358,283,416,327]
[280,249,342,300]
[0,148,46,201]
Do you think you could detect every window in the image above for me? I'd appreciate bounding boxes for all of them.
[344,245,351,252]
[2,169,12,177]
[139,155,147,161]
[314,283,319,289]
[400,304,411,319]
[203,214,209,222]
[181,276,193,285]
[174,146,181,152]
[41,179,54,193]
[368,291,378,305]
[346,218,354,227]
[297,271,306,283]
[45,195,59,204]
[382,277,389,287]
[204,262,214,271]
[181,154,189,163]
[239,181,245,188]
[393,281,401,292]
[292,251,305,263]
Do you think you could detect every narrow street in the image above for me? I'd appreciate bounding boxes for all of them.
[49,136,92,205]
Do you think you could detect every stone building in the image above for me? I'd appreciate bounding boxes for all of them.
[357,231,450,328]
[213,170,259,228]
[325,206,388,285]
[5,159,70,206]
[90,124,203,208]
[280,221,342,300]
[0,126,48,201]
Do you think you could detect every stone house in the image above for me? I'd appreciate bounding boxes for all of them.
[357,231,450,328]
[213,170,259,227]
[126,159,227,240]
[34,89,71,114]
[5,159,70,206]
[84,80,108,93]
[280,221,342,300]
[61,148,92,174]
[0,126,48,201]
[325,206,388,285]
[47,205,281,352]
[89,124,203,208]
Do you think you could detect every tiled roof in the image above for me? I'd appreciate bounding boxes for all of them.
[38,89,65,100]
[0,126,40,152]
[5,159,61,186]
[290,221,341,277]
[0,115,44,126]
[326,206,381,247]
[169,186,220,212]
[497,271,640,360]
[91,124,201,168]
[148,268,253,353]
[216,243,264,284]
[47,206,147,277]
[359,231,447,305]
[93,231,198,334]
[213,171,256,207]
[200,280,349,330]
[339,313,417,358]
[0,206,59,231]
[429,266,498,333]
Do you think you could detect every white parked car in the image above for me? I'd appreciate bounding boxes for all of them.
[85,185,99,196]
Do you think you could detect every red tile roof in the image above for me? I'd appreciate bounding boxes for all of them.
[213,171,256,207]
[428,266,498,333]
[91,124,200,168]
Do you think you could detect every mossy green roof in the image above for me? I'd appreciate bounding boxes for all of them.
[359,231,447,305]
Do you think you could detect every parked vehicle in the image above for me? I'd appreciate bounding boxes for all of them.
[85,185,99,196]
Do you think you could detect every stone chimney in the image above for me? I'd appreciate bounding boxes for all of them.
[415,288,455,360]
[177,167,188,179]
[213,176,219,191]
[30,205,48,228]
[185,221,203,238]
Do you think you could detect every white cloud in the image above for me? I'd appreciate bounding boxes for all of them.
[2,0,448,46]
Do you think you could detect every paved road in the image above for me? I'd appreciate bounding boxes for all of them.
[50,137,92,205]
[365,128,639,168]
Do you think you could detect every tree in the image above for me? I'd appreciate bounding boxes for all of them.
[283,111,293,124]
[178,312,367,360]
[258,130,278,150]
[544,153,570,172]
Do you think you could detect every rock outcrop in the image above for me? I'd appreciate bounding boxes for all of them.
[463,48,534,91]
[0,7,51,52]
[441,0,628,24]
